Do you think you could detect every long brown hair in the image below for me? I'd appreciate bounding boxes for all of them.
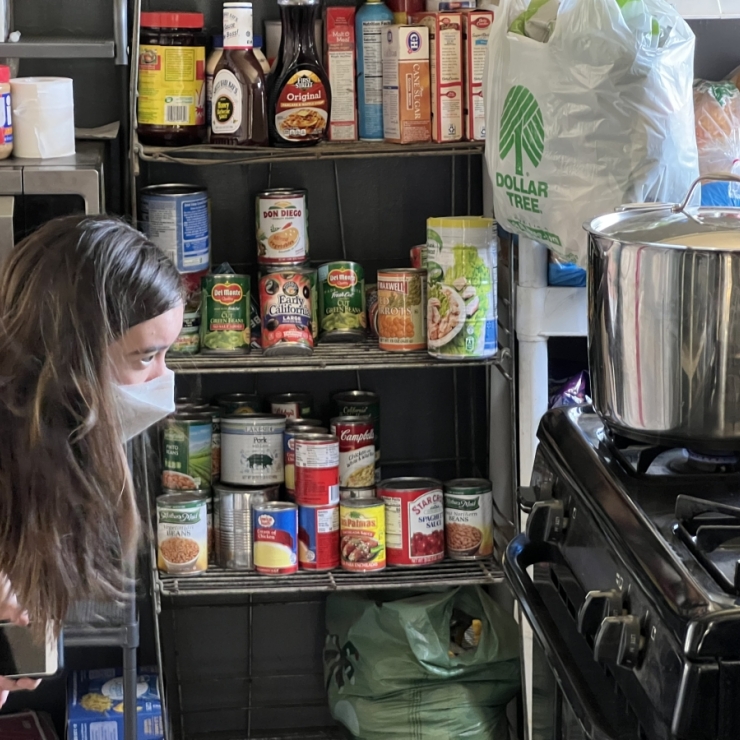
[0,215,182,631]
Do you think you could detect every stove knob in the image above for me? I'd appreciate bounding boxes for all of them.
[577,589,623,640]
[593,615,645,670]
[525,500,567,543]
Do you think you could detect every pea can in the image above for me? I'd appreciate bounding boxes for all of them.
[339,498,386,572]
[444,478,493,560]
[333,390,381,483]
[259,271,313,356]
[253,501,299,575]
[216,392,261,415]
[318,261,366,341]
[162,413,213,491]
[157,492,208,575]
[377,269,427,351]
[201,273,250,353]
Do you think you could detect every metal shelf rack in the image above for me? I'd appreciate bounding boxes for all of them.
[0,37,115,58]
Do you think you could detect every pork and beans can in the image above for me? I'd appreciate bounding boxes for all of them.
[333,390,381,482]
[216,392,261,415]
[294,433,340,506]
[270,392,314,420]
[253,501,298,575]
[330,415,376,489]
[256,189,309,265]
[221,414,286,486]
[377,269,427,351]
[298,504,340,571]
[162,413,213,490]
[318,261,366,340]
[339,498,386,572]
[444,478,493,559]
[162,487,213,563]
[157,492,208,575]
[284,424,328,497]
[379,477,445,566]
[201,274,250,353]
[259,271,313,356]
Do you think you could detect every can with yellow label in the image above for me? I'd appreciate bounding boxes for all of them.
[339,498,386,572]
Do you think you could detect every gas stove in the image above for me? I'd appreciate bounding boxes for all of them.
[505,406,740,740]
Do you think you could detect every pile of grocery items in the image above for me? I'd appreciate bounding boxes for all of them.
[156,389,495,578]
[136,0,491,148]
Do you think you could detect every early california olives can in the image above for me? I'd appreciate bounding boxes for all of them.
[318,261,366,341]
[201,274,250,354]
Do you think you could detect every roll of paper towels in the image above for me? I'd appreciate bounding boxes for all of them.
[11,77,75,159]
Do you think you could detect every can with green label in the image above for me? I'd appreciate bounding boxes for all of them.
[162,413,213,491]
[443,478,493,560]
[318,261,366,341]
[201,274,250,354]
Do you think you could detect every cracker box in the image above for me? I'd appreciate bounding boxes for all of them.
[408,11,463,142]
[325,6,358,141]
[462,9,493,140]
[382,25,432,144]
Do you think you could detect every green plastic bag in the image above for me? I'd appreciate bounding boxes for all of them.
[324,587,520,739]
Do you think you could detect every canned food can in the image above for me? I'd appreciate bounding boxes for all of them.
[365,284,379,337]
[378,477,445,566]
[201,274,250,353]
[157,492,208,575]
[410,244,425,269]
[298,504,340,571]
[140,184,210,274]
[330,415,375,489]
[444,478,493,560]
[175,397,209,411]
[181,269,209,310]
[284,425,328,497]
[340,487,376,500]
[339,498,386,572]
[214,482,280,570]
[260,262,318,340]
[286,417,324,428]
[333,390,381,482]
[318,261,366,341]
[162,487,213,562]
[270,392,314,420]
[253,501,299,575]
[221,414,286,486]
[256,189,309,265]
[207,406,222,481]
[168,308,201,356]
[216,392,261,415]
[377,269,427,351]
[294,433,340,506]
[260,271,313,356]
[162,413,213,490]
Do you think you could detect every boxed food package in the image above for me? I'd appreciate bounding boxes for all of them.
[382,25,432,144]
[408,11,463,142]
[67,668,164,740]
[461,9,493,141]
[426,0,477,9]
[325,6,358,141]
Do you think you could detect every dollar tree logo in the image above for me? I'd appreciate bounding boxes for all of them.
[499,85,544,177]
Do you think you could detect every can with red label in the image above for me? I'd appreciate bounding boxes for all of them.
[270,392,314,420]
[259,270,313,356]
[253,501,298,575]
[378,477,445,566]
[294,433,340,506]
[298,504,339,571]
[330,415,376,490]
[284,424,328,497]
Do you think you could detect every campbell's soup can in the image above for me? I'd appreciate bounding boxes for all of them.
[256,189,309,265]
[378,477,445,566]
[333,390,381,482]
[377,269,427,351]
[284,424,328,497]
[298,504,340,571]
[270,392,314,420]
[294,433,340,506]
[253,502,298,575]
[260,271,313,356]
[330,415,376,489]
[339,498,386,572]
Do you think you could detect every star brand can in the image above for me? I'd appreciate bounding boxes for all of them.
[298,504,340,571]
[339,498,386,572]
[253,501,298,575]
[259,270,313,356]
[256,189,309,265]
[294,433,340,506]
[284,424,328,497]
[330,415,376,490]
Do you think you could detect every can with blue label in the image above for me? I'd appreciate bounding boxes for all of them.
[140,184,211,274]
[298,504,339,571]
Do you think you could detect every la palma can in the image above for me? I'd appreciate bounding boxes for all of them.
[298,504,340,571]
[201,274,250,353]
[294,433,340,506]
[253,502,299,575]
[330,415,376,490]
[378,477,445,566]
[260,270,313,356]
[339,498,386,572]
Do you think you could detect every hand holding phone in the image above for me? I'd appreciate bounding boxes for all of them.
[0,674,41,710]
[0,622,60,680]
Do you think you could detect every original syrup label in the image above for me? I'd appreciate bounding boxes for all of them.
[274,70,329,143]
[212,69,243,134]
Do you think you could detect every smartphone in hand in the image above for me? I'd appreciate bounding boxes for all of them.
[0,622,61,679]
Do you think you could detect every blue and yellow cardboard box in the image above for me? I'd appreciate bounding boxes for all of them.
[67,667,163,740]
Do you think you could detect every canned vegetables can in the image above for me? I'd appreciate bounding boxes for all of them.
[260,271,313,356]
[162,413,213,490]
[298,504,340,571]
[339,498,386,572]
[253,501,299,575]
[379,477,445,566]
[333,390,381,481]
[365,284,379,337]
[201,274,250,353]
[318,261,366,340]
[294,433,340,506]
[284,425,328,497]
[410,244,425,269]
[426,217,497,360]
[444,478,493,559]
[377,269,427,351]
[140,184,210,274]
[157,492,208,575]
[221,414,286,486]
[256,189,309,265]
[168,308,201,356]
[216,392,261,415]
[270,392,314,420]
[330,415,376,489]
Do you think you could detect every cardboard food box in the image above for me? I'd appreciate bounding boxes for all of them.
[382,25,432,144]
[67,668,164,740]
[325,6,358,141]
[408,11,463,142]
[462,9,494,141]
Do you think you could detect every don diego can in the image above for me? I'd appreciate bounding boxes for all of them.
[157,492,208,575]
[298,504,340,571]
[284,424,328,497]
[256,189,309,265]
[270,392,314,420]
[330,416,376,490]
[216,392,261,415]
[339,498,386,572]
[318,261,366,341]
[221,414,286,486]
[333,390,381,482]
[260,271,313,356]
[379,477,445,566]
[377,269,427,351]
[294,433,340,506]
[444,478,493,560]
[201,274,250,353]
[162,413,213,490]
[253,501,299,575]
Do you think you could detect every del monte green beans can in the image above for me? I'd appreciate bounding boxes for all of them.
[201,274,250,353]
[318,261,366,341]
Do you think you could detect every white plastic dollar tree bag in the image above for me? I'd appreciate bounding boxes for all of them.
[484,0,699,266]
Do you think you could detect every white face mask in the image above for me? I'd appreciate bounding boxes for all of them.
[112,368,176,441]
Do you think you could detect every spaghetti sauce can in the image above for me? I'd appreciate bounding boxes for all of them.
[330,415,376,490]
[298,504,340,571]
[339,498,386,572]
[256,189,309,265]
[378,477,445,566]
[259,271,313,356]
[294,433,340,506]
[377,269,427,351]
[253,502,299,575]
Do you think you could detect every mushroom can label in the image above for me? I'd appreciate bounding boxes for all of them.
[259,272,313,353]
[201,274,250,353]
[256,191,309,264]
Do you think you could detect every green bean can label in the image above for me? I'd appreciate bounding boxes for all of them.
[318,261,367,339]
[201,274,250,353]
[162,417,213,490]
